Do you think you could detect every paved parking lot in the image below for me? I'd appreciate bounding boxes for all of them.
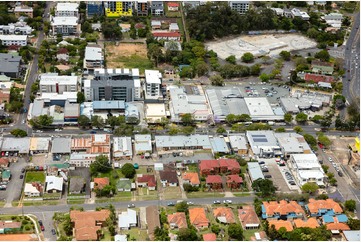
[262,158,291,193]
[0,158,28,205]
[279,166,301,193]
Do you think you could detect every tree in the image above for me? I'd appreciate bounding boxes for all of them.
[293,126,303,134]
[175,201,188,213]
[217,126,226,134]
[10,129,27,137]
[275,127,286,132]
[303,134,317,148]
[177,228,199,241]
[225,114,237,125]
[101,21,122,39]
[182,126,195,135]
[78,115,90,128]
[168,126,179,135]
[63,215,73,236]
[252,179,276,197]
[77,92,85,103]
[228,224,243,240]
[301,182,319,194]
[315,49,330,62]
[29,115,53,128]
[121,163,136,179]
[211,224,220,235]
[181,113,194,125]
[148,43,163,67]
[250,64,261,75]
[296,112,308,123]
[347,218,360,230]
[210,75,224,86]
[279,50,291,61]
[91,115,104,129]
[154,226,170,241]
[225,55,237,64]
[311,115,324,123]
[284,113,293,123]
[322,165,329,174]
[241,52,254,63]
[90,155,111,175]
[329,177,337,186]
[318,134,332,148]
[259,73,270,82]
[344,200,356,212]
[81,21,93,33]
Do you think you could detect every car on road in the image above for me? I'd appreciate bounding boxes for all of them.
[288,181,296,185]
[338,171,343,177]
[167,202,175,206]
[39,220,44,231]
[264,175,272,179]
[332,162,337,168]
[258,161,265,165]
[187,201,194,205]
[21,168,25,173]
[51,229,56,235]
[20,175,23,179]
[213,200,221,204]
[90,131,97,134]
[5,152,8,157]
[328,157,333,162]
[223,200,232,204]
[127,204,135,208]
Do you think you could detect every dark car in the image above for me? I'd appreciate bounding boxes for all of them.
[39,220,43,226]
[167,202,175,206]
[289,181,296,185]
[51,229,56,235]
[258,161,265,165]
[90,130,97,134]
[262,169,269,172]
[20,175,23,179]
[21,168,25,173]
[264,175,272,179]
[338,171,343,177]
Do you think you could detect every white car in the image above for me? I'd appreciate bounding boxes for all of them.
[332,162,337,168]
[187,201,194,205]
[223,200,232,204]
[328,157,333,162]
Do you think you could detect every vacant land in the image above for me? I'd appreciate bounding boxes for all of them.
[25,172,45,183]
[105,43,153,73]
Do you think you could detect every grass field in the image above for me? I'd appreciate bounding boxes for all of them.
[126,228,149,241]
[25,172,45,183]
[187,192,225,198]
[163,186,182,200]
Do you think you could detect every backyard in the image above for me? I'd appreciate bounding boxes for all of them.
[25,171,45,183]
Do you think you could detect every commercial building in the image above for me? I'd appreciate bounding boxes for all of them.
[14,5,33,18]
[113,137,132,160]
[0,53,22,78]
[145,103,167,123]
[51,16,80,36]
[0,35,27,46]
[51,137,71,155]
[155,135,212,152]
[274,133,312,158]
[209,136,230,154]
[229,1,249,14]
[134,134,152,154]
[84,68,141,102]
[169,86,212,122]
[55,3,79,17]
[289,154,325,186]
[86,2,104,17]
[151,1,164,16]
[136,0,148,16]
[246,131,282,158]
[228,134,248,155]
[1,137,30,154]
[39,73,78,94]
[144,70,162,100]
[247,162,264,182]
[84,44,104,73]
[105,1,133,17]
[30,137,51,154]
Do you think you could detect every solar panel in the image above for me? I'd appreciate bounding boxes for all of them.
[252,135,266,138]
[253,138,268,142]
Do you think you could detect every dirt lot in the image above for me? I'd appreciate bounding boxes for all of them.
[329,136,356,165]
[105,43,152,72]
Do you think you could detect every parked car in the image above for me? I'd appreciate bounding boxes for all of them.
[328,157,333,162]
[288,181,296,185]
[167,202,175,206]
[258,161,265,165]
[223,200,232,204]
[127,204,135,208]
[264,175,272,179]
[21,168,25,173]
[187,201,194,205]
[90,130,97,134]
[20,175,23,179]
[51,229,56,235]
[338,171,343,177]
[213,200,221,204]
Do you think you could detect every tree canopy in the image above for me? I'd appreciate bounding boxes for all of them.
[29,115,54,128]
[344,199,356,212]
[90,155,111,175]
[228,224,243,240]
[252,178,276,197]
[121,163,136,179]
[10,129,27,137]
[301,182,319,194]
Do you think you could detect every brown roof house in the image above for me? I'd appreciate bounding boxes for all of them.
[159,170,178,187]
[182,172,200,187]
[213,207,236,224]
[70,209,110,241]
[0,158,9,168]
[226,174,243,189]
[306,198,343,216]
[57,48,69,62]
[167,212,188,229]
[146,205,161,240]
[268,220,294,232]
[93,177,109,190]
[136,174,156,190]
[189,208,209,229]
[206,175,223,190]
[203,233,217,241]
[262,200,305,220]
[238,206,261,230]
[293,218,320,229]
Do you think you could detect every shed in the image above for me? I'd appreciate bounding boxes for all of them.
[154,163,164,171]
[247,162,265,182]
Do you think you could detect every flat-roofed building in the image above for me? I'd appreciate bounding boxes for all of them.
[136,0,148,16]
[274,133,312,158]
[229,1,249,14]
[14,5,33,18]
[155,135,211,152]
[113,137,132,160]
[229,134,248,155]
[51,16,80,36]
[246,131,282,158]
[0,35,27,46]
[145,103,167,123]
[39,73,78,94]
[247,162,264,182]
[55,2,79,17]
[84,44,103,73]
[134,134,152,155]
[289,154,325,186]
[145,70,162,100]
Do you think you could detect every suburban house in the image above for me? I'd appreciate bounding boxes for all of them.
[268,220,294,231]
[311,60,334,75]
[213,207,236,224]
[189,208,209,229]
[205,175,223,190]
[0,158,9,168]
[118,209,137,230]
[116,178,133,192]
[262,200,305,220]
[0,221,22,234]
[226,174,243,189]
[146,206,161,241]
[238,206,260,230]
[167,2,179,11]
[152,32,181,41]
[182,172,200,187]
[24,183,42,197]
[70,209,110,241]
[326,221,350,232]
[305,199,343,217]
[151,20,161,30]
[45,176,63,193]
[93,177,109,190]
[56,48,69,62]
[14,5,34,18]
[302,73,335,83]
[113,137,132,160]
[69,177,85,194]
[167,212,188,229]
[136,174,156,190]
[199,159,240,176]
[293,218,320,228]
[159,170,178,187]
[202,233,217,241]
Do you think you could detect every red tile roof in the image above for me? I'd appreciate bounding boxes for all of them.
[0,158,9,166]
[182,172,200,185]
[326,222,350,231]
[307,199,343,214]
[167,212,188,229]
[294,218,320,228]
[206,175,222,184]
[213,207,236,223]
[238,206,260,228]
[227,174,243,183]
[93,177,109,190]
[304,73,335,83]
[203,233,217,241]
[57,48,69,54]
[268,220,294,231]
[152,32,181,37]
[137,174,156,187]
[189,208,209,228]
[263,200,305,216]
[0,234,38,241]
[168,2,180,7]
[199,160,219,172]
[219,159,240,169]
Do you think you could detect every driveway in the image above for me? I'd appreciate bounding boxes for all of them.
[262,158,295,193]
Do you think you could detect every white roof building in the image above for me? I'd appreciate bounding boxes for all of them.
[155,135,212,151]
[290,154,325,186]
[246,131,282,158]
[145,103,167,123]
[118,209,137,229]
[30,137,51,152]
[274,133,312,156]
[85,46,103,61]
[0,35,27,46]
[45,176,64,192]
[134,134,152,154]
[145,70,162,100]
[113,137,133,159]
[229,134,248,153]
[56,2,79,16]
[244,97,283,121]
[24,183,41,197]
[52,16,78,26]
[115,235,128,241]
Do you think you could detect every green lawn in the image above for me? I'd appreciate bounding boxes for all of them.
[186,164,198,172]
[126,228,149,241]
[243,228,263,241]
[233,192,253,197]
[187,192,225,198]
[67,199,85,205]
[100,229,112,241]
[94,169,125,187]
[114,54,154,74]
[22,200,59,206]
[25,171,45,183]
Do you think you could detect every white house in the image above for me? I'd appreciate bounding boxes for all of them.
[24,183,41,197]
[0,35,27,46]
[118,209,137,230]
[289,154,325,186]
[45,176,63,193]
[113,137,133,160]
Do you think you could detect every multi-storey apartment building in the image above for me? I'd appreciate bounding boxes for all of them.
[105,1,133,17]
[39,73,78,94]
[144,70,162,100]
[136,0,148,16]
[229,1,249,14]
[86,1,104,18]
[55,2,79,17]
[84,44,104,73]
[150,1,164,16]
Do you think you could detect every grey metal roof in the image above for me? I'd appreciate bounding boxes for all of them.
[64,102,80,117]
[51,137,71,153]
[0,53,21,74]
[31,99,45,117]
[210,137,229,153]
[69,177,85,192]
[93,100,125,110]
[246,131,279,155]
[229,134,248,151]
[1,137,30,153]
[134,134,152,152]
[274,133,311,154]
[247,162,264,181]
[343,231,360,241]
[155,135,211,149]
